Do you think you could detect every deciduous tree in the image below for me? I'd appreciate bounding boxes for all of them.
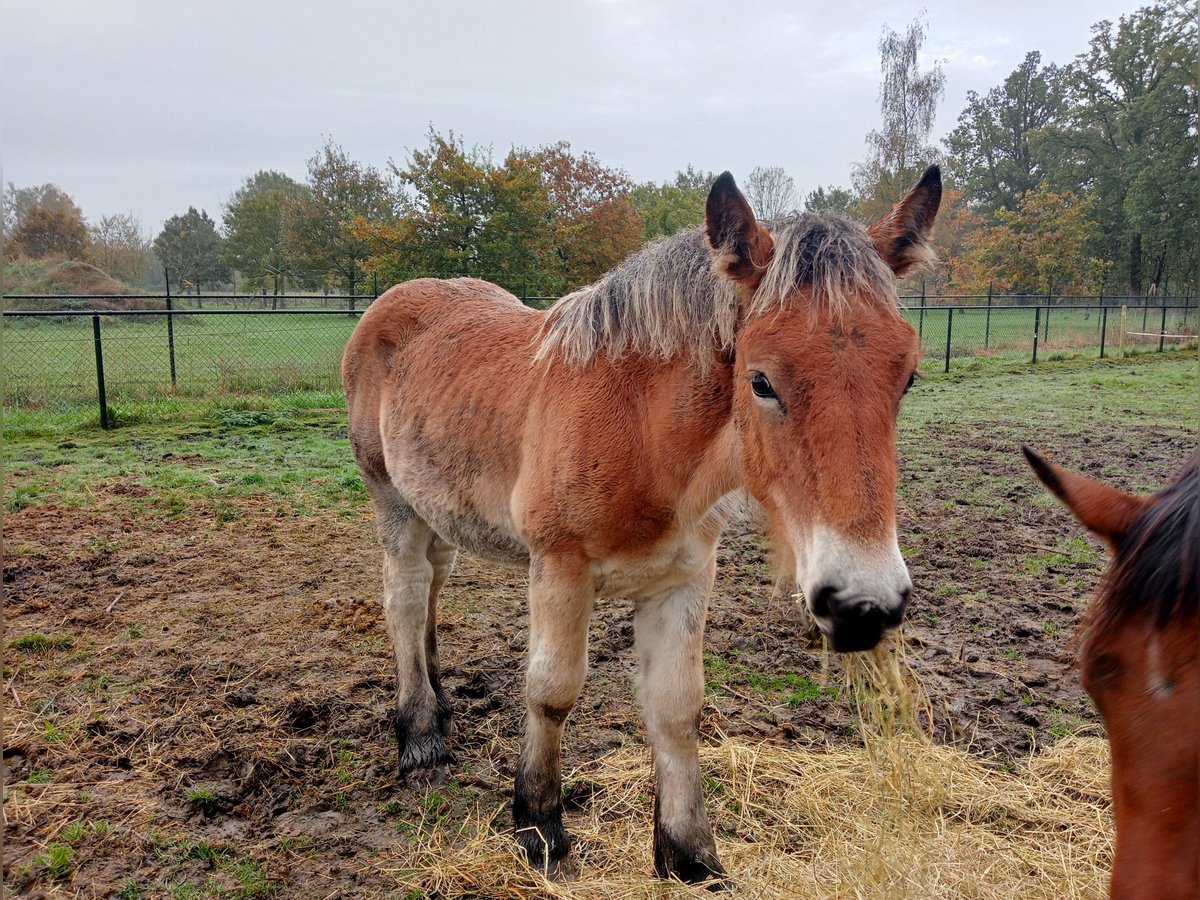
[4,183,89,260]
[945,52,1068,213]
[154,207,230,295]
[1045,3,1197,294]
[852,14,946,218]
[222,170,310,293]
[630,166,713,241]
[89,212,153,286]
[520,141,642,288]
[961,187,1101,294]
[284,139,398,295]
[803,185,854,216]
[744,166,798,220]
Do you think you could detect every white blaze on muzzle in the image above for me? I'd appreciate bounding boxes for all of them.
[790,522,912,634]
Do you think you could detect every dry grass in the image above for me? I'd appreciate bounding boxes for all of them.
[377,636,1112,899]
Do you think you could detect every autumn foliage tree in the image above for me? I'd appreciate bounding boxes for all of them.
[4,183,90,260]
[961,187,1102,294]
[362,129,642,296]
[519,141,643,288]
[284,140,398,295]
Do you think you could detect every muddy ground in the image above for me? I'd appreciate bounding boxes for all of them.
[4,359,1196,897]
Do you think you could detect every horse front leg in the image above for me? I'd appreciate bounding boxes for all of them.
[635,560,730,889]
[513,557,594,878]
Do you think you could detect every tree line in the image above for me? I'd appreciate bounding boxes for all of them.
[3,2,1193,300]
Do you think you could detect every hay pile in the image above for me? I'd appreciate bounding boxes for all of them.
[378,639,1113,898]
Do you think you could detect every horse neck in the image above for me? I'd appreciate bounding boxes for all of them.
[642,352,741,521]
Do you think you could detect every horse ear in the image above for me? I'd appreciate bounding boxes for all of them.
[1022,446,1151,550]
[705,172,774,289]
[868,165,942,277]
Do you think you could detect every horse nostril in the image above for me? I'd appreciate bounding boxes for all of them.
[810,583,839,618]
[899,587,912,608]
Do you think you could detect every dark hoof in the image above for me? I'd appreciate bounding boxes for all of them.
[539,853,580,882]
[654,823,728,888]
[515,820,572,874]
[397,729,456,780]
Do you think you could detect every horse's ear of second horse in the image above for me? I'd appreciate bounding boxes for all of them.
[1022,446,1152,551]
[705,172,774,289]
[868,165,942,277]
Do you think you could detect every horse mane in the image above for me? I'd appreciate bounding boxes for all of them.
[1088,453,1199,642]
[535,213,898,369]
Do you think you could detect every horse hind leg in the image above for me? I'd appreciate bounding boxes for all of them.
[371,483,455,780]
[425,534,457,738]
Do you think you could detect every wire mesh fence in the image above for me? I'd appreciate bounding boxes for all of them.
[907,301,1197,371]
[3,293,1197,428]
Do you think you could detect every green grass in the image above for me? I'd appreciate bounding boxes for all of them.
[9,633,74,653]
[4,400,364,517]
[5,347,1196,552]
[36,843,74,880]
[4,304,1194,430]
[705,653,836,707]
[898,353,1196,482]
[185,788,218,814]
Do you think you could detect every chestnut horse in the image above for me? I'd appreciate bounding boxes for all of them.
[343,167,941,884]
[1024,449,1197,899]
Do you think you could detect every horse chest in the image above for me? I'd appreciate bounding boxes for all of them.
[590,519,725,599]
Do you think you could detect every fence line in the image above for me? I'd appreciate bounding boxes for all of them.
[3,297,1197,429]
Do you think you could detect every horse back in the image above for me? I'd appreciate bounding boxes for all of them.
[343,278,542,557]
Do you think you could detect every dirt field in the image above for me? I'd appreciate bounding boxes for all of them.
[4,354,1196,897]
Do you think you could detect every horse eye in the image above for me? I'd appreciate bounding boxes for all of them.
[751,372,777,400]
[904,373,915,394]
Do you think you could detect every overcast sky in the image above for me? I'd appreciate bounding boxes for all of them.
[2,0,1145,233]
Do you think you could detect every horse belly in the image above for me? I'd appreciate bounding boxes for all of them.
[387,442,530,567]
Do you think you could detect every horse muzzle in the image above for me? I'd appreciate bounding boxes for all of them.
[808,582,911,653]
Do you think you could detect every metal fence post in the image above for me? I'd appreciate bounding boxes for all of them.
[1043,281,1052,343]
[1159,305,1167,352]
[166,295,177,390]
[1032,307,1041,363]
[92,314,110,429]
[984,283,992,349]
[165,268,178,390]
[918,282,926,341]
[1099,305,1108,358]
[1119,305,1127,359]
[944,307,953,373]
